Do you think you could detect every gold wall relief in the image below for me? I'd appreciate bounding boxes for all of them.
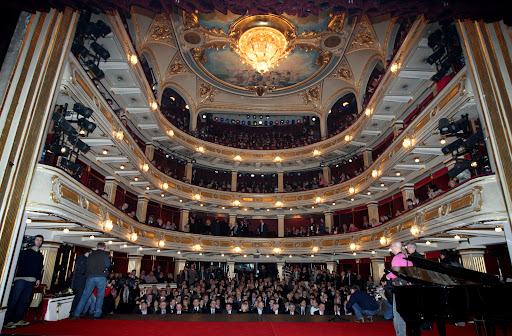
[327,13,346,33]
[199,83,219,103]
[150,14,173,42]
[331,57,353,82]
[183,10,199,29]
[349,15,380,52]
[191,48,207,64]
[299,85,321,107]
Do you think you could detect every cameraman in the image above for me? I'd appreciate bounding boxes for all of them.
[4,235,44,329]
[71,242,111,320]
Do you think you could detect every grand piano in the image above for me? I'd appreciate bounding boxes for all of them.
[392,255,512,336]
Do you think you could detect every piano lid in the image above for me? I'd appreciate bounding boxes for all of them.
[397,255,500,285]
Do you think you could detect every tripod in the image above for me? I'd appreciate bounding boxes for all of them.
[329,261,349,322]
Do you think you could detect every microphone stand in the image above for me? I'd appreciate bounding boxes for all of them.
[329,260,349,322]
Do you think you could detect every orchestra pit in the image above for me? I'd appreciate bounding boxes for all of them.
[0,0,512,335]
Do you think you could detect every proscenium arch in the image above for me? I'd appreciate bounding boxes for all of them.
[358,55,385,105]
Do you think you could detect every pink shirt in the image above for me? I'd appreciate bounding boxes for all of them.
[387,253,413,279]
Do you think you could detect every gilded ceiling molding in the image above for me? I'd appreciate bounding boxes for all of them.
[383,17,399,60]
[348,15,382,53]
[330,57,354,83]
[167,52,191,77]
[199,82,219,103]
[327,13,346,34]
[130,7,144,50]
[182,9,199,29]
[143,13,174,46]
[299,85,321,109]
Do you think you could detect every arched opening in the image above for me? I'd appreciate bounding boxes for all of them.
[161,87,190,132]
[326,93,358,136]
[361,60,384,107]
[140,53,158,96]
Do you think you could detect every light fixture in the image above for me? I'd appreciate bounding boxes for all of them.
[102,149,108,155]
[440,139,446,144]
[233,200,241,206]
[193,244,201,251]
[90,235,95,240]
[221,254,225,257]
[372,170,378,178]
[426,241,431,245]
[161,193,165,197]
[365,108,372,116]
[380,236,387,246]
[134,177,139,182]
[129,54,138,65]
[168,130,174,137]
[157,249,161,253]
[349,243,357,251]
[130,232,138,242]
[221,206,225,209]
[234,155,242,161]
[145,186,150,190]
[274,156,282,162]
[289,255,292,258]
[108,240,113,245]
[344,134,351,142]
[396,172,401,176]
[123,244,128,248]
[380,183,385,187]
[266,255,270,258]
[233,17,293,73]
[332,202,336,205]
[143,163,149,172]
[390,63,400,73]
[185,104,189,109]
[371,251,376,255]
[115,131,124,141]
[194,194,201,200]
[63,228,69,233]
[349,187,355,194]
[350,197,355,201]
[243,208,247,211]
[120,165,125,170]
[177,251,181,254]
[196,146,205,153]
[454,234,461,240]
[402,138,411,148]
[311,255,314,258]
[367,191,371,195]
[162,183,169,190]
[139,247,143,251]
[275,201,283,207]
[353,252,357,256]
[151,102,158,110]
[415,158,420,163]
[410,225,420,236]
[313,150,320,156]
[495,226,503,233]
[199,253,203,256]
[315,197,322,203]
[273,248,281,254]
[234,246,242,253]
[311,206,315,209]
[243,254,247,257]
[104,219,113,232]
[312,246,319,253]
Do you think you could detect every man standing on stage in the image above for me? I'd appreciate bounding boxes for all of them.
[387,241,412,336]
[72,242,111,320]
[4,235,44,329]
[71,248,92,314]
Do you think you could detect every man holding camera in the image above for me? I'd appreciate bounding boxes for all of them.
[4,235,44,329]
[71,242,111,320]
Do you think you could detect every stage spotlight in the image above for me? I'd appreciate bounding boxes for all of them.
[52,112,76,136]
[427,29,444,49]
[441,138,465,155]
[45,144,71,156]
[464,129,484,149]
[77,118,97,133]
[426,48,445,65]
[68,134,91,153]
[90,42,110,61]
[72,40,89,58]
[73,103,93,118]
[447,160,472,178]
[60,158,83,175]
[85,60,104,79]
[87,20,111,39]
[438,114,469,136]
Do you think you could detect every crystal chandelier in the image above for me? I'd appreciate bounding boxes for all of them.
[235,26,290,73]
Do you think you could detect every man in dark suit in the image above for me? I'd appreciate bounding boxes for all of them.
[155,301,172,315]
[223,303,237,314]
[136,301,152,315]
[71,248,92,314]
[257,219,269,237]
[199,265,208,282]
[298,300,309,315]
[190,299,202,314]
[288,304,297,315]
[187,264,198,286]
[252,301,270,315]
[205,301,221,314]
[314,303,332,315]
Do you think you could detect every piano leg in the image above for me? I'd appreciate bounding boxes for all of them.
[436,320,446,336]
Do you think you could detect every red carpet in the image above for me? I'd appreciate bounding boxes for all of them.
[3,320,481,336]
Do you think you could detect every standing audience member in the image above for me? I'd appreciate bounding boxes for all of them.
[71,248,92,314]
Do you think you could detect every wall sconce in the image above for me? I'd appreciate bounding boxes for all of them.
[115,131,124,141]
[130,232,138,242]
[103,219,113,232]
[142,163,149,172]
[158,240,165,248]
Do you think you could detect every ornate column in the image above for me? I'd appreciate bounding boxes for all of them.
[277,261,285,280]
[326,260,337,273]
[127,254,143,278]
[229,214,237,229]
[185,162,193,182]
[104,177,119,204]
[278,172,284,192]
[459,249,487,273]
[324,211,334,233]
[277,215,285,238]
[392,121,404,137]
[174,258,187,280]
[322,166,331,183]
[400,184,415,210]
[39,242,60,289]
[320,115,327,138]
[145,143,155,161]
[370,258,385,283]
[362,148,373,169]
[136,195,149,223]
[457,20,512,259]
[180,209,190,231]
[0,9,78,324]
[367,202,379,225]
[227,261,235,280]
[231,171,237,192]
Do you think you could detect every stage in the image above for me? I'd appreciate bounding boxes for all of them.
[1,314,480,336]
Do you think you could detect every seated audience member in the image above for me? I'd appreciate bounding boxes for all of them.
[144,271,158,284]
[224,303,237,314]
[156,301,171,314]
[427,184,443,198]
[118,202,129,213]
[136,301,151,315]
[175,303,184,314]
[348,223,360,232]
[448,178,459,188]
[314,303,331,315]
[345,285,379,323]
[406,198,414,210]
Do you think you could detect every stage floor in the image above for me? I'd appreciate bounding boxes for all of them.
[1,314,479,336]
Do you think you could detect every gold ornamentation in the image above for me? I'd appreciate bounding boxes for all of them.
[168,54,189,75]
[199,84,219,103]
[151,14,173,41]
[299,86,321,107]
[328,13,345,33]
[473,186,484,212]
[331,57,353,82]
[315,51,332,66]
[191,48,207,64]
[350,16,378,51]
[183,10,199,29]
[300,30,320,37]
[247,85,275,97]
